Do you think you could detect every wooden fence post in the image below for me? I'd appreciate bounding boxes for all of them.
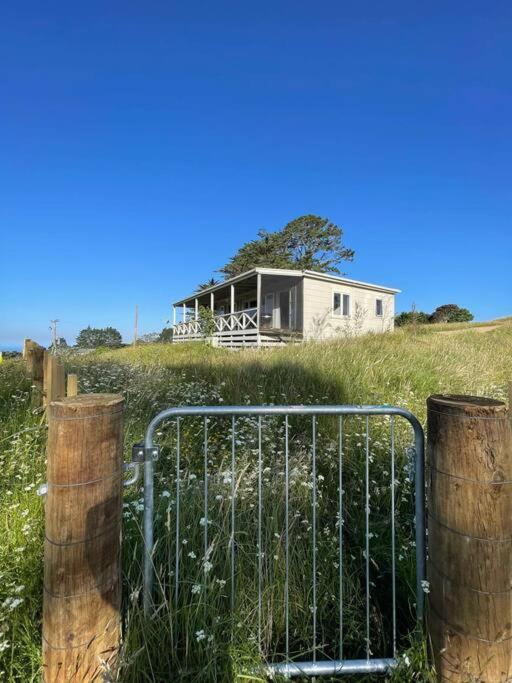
[23,340,45,407]
[427,394,512,682]
[66,373,78,397]
[43,351,66,406]
[42,394,124,681]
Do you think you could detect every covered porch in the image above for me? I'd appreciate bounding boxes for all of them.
[172,269,303,347]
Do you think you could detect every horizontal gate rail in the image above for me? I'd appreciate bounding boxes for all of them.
[138,404,425,678]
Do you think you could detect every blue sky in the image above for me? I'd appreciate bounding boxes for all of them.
[1,1,511,348]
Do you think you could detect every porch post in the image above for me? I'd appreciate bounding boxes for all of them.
[230,284,235,315]
[195,298,199,321]
[173,306,176,326]
[256,272,261,347]
[210,291,214,311]
[182,303,186,322]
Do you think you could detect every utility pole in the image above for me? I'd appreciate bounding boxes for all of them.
[133,305,138,346]
[50,319,59,351]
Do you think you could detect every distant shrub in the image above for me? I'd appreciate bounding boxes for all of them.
[429,304,474,324]
[138,333,160,345]
[49,337,68,351]
[199,306,216,337]
[395,311,430,327]
[158,327,173,343]
[75,326,123,349]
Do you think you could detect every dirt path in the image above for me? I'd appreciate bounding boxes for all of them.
[438,324,501,336]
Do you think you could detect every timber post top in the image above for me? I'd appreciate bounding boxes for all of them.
[48,393,124,418]
[428,394,507,417]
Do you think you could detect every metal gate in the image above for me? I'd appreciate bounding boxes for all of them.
[128,404,425,678]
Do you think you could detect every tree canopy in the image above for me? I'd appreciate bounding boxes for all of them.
[395,304,474,326]
[196,277,220,291]
[218,215,354,279]
[429,304,474,324]
[75,326,123,348]
[394,311,430,327]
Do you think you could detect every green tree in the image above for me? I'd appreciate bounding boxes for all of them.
[158,327,174,343]
[75,326,123,348]
[429,304,474,324]
[218,215,354,278]
[395,311,430,327]
[196,278,220,291]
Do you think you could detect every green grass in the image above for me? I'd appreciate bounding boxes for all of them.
[0,322,510,681]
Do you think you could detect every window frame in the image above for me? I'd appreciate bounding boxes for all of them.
[333,291,350,317]
[376,298,383,317]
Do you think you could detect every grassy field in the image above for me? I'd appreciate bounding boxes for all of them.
[0,321,511,681]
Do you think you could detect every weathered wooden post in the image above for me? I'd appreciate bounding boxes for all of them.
[24,340,45,407]
[42,394,124,681]
[66,373,78,397]
[43,351,66,406]
[427,394,512,682]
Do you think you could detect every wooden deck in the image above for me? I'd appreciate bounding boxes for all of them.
[173,310,301,348]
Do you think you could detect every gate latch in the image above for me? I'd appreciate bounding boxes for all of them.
[131,443,160,463]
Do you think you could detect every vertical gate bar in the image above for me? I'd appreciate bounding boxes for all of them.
[365,415,370,660]
[285,415,290,662]
[143,449,154,614]
[338,415,344,660]
[414,422,426,627]
[257,416,263,646]
[231,415,236,613]
[390,416,397,657]
[175,417,181,610]
[312,416,317,662]
[203,416,208,579]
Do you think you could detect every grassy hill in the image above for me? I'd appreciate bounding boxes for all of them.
[0,322,510,681]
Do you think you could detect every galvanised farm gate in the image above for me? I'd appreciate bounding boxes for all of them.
[130,404,425,678]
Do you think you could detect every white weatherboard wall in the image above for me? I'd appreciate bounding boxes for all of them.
[302,275,395,341]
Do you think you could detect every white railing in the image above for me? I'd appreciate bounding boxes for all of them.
[173,308,258,339]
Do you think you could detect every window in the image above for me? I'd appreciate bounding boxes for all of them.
[333,292,341,316]
[376,299,383,317]
[333,292,350,316]
[343,294,350,316]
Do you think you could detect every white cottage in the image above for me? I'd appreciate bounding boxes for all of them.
[172,268,399,347]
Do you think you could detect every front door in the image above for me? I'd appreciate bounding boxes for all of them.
[261,293,274,329]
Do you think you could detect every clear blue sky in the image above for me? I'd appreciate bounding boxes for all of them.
[1,1,511,348]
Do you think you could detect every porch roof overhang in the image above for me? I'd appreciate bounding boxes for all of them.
[172,267,400,307]
[172,268,292,307]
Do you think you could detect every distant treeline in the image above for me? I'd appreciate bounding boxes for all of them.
[395,304,473,327]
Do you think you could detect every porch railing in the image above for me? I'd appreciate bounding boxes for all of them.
[173,308,258,338]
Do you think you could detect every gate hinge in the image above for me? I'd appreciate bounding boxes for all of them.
[132,443,160,463]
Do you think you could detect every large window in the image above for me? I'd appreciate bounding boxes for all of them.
[333,292,350,316]
[376,299,383,317]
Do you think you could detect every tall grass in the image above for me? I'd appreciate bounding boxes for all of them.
[0,323,510,681]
